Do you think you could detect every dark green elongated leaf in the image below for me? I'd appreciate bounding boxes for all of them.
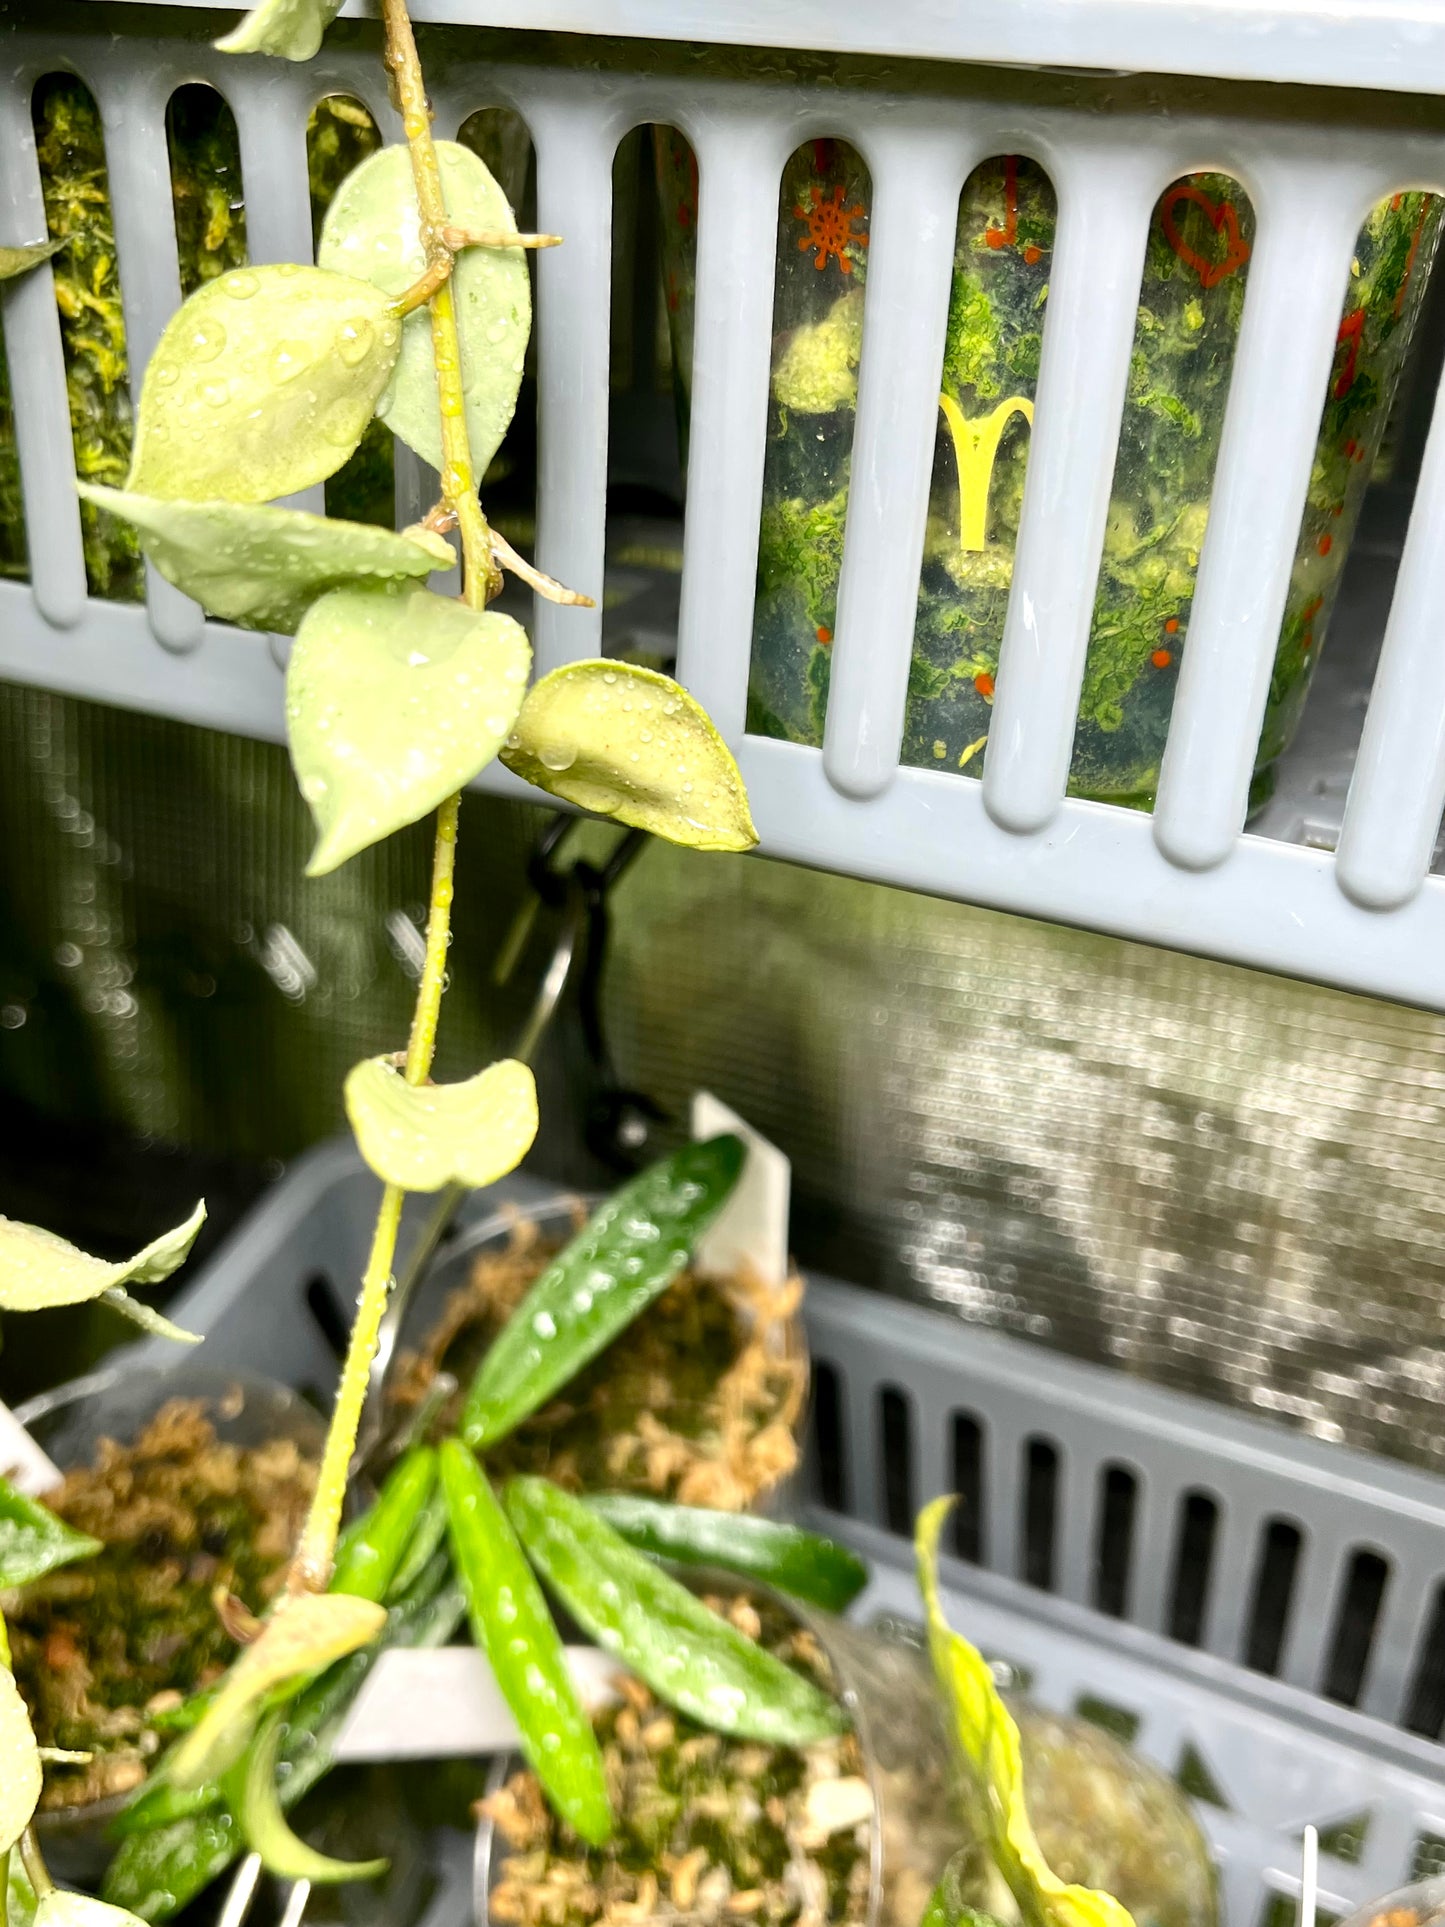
[215,0,342,59]
[501,661,758,853]
[0,1474,101,1589]
[287,584,531,876]
[0,238,65,281]
[128,266,401,504]
[387,1482,448,1600]
[76,486,454,635]
[344,1056,537,1191]
[331,1445,437,1605]
[461,1134,745,1450]
[102,1807,242,1923]
[441,1444,611,1845]
[317,142,529,477]
[505,1477,847,1747]
[582,1495,868,1612]
[237,1712,387,1882]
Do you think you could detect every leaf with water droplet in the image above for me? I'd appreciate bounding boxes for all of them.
[167,1591,387,1791]
[501,662,757,853]
[0,237,65,282]
[317,142,530,476]
[129,266,400,504]
[288,584,531,875]
[214,0,342,60]
[0,1661,41,1854]
[0,1202,205,1343]
[77,485,455,635]
[345,1056,537,1192]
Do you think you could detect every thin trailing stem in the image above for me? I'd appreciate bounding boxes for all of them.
[290,0,489,1592]
[17,1834,52,1901]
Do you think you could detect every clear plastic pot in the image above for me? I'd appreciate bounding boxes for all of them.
[11,1364,325,1884]
[387,1191,809,1517]
[1336,1875,1445,1927]
[656,137,1441,810]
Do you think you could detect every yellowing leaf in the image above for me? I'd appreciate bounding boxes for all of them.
[501,662,757,853]
[129,267,401,505]
[0,239,64,282]
[37,1893,153,1927]
[317,142,530,477]
[287,584,531,876]
[77,487,454,635]
[345,1057,537,1192]
[916,1499,1136,1927]
[167,1591,387,1791]
[0,1663,41,1854]
[215,0,342,59]
[0,1203,206,1343]
[238,1711,387,1882]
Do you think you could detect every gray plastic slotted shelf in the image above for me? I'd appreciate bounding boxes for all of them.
[113,1141,1445,1927]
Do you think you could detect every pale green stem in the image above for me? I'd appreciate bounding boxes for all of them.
[17,1835,50,1901]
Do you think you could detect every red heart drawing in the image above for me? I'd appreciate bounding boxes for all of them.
[1160,183,1251,290]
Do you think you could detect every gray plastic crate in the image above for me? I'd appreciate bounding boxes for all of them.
[97,1140,1445,1927]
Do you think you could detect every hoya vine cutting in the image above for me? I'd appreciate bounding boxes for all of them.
[0,0,757,1908]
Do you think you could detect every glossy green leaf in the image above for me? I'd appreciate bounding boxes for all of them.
[0,1474,101,1589]
[0,1202,205,1341]
[128,266,401,504]
[287,584,531,876]
[501,661,758,852]
[0,1663,41,1854]
[238,1711,387,1882]
[582,1495,868,1612]
[35,1895,152,1927]
[167,1592,387,1792]
[331,1446,438,1604]
[462,1134,746,1449]
[917,1499,1137,1927]
[0,239,64,281]
[317,141,530,477]
[215,0,342,59]
[344,1057,537,1192]
[77,486,454,635]
[442,1444,612,1845]
[506,1476,847,1747]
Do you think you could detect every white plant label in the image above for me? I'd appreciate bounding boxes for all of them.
[690,1092,790,1287]
[0,1400,61,1496]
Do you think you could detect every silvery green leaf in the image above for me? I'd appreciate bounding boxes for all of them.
[287,585,531,876]
[0,1475,101,1589]
[128,266,402,504]
[0,1202,205,1333]
[0,238,64,281]
[215,0,342,60]
[37,1891,157,1927]
[501,661,758,853]
[317,142,530,476]
[345,1057,537,1192]
[0,1663,41,1854]
[77,485,455,635]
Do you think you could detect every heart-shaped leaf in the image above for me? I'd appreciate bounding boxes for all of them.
[0,1475,101,1589]
[0,238,65,282]
[167,1591,387,1791]
[0,1662,41,1854]
[0,1203,205,1342]
[501,662,758,852]
[129,266,402,505]
[287,585,531,875]
[345,1057,537,1192]
[318,142,530,477]
[77,487,455,635]
[215,0,343,59]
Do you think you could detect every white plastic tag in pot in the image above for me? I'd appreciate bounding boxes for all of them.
[690,1092,790,1288]
[0,1400,62,1496]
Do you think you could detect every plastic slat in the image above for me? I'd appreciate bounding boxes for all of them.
[823,129,962,800]
[1153,166,1376,871]
[0,79,88,630]
[1358,1553,1437,1726]
[1276,1532,1333,1694]
[1336,353,1445,910]
[671,107,788,739]
[1056,1446,1095,1606]
[981,144,1159,836]
[529,92,617,670]
[95,66,205,651]
[1128,1473,1177,1636]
